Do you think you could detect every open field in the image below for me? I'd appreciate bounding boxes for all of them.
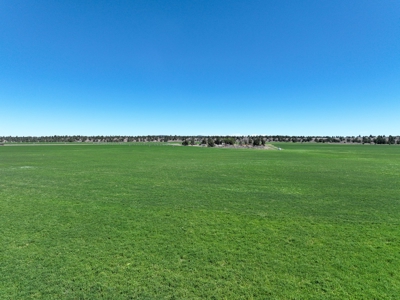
[1,143,399,299]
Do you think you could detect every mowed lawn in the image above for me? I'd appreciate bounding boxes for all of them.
[1,143,399,299]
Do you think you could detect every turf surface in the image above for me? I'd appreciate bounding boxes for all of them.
[1,143,399,299]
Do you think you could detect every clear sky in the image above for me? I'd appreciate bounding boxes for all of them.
[1,0,399,136]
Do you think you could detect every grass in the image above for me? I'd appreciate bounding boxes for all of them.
[1,143,399,299]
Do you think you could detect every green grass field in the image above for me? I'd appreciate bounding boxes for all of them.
[1,143,399,299]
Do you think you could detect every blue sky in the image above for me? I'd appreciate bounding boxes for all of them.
[1,0,399,136]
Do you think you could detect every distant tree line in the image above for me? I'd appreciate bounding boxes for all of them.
[1,135,399,146]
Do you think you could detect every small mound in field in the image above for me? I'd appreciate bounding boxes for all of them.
[212,143,280,150]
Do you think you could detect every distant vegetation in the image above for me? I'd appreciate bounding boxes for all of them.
[1,134,399,145]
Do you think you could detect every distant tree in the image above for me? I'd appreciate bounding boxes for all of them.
[182,140,189,146]
[207,138,215,147]
[374,136,386,144]
[224,137,235,145]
